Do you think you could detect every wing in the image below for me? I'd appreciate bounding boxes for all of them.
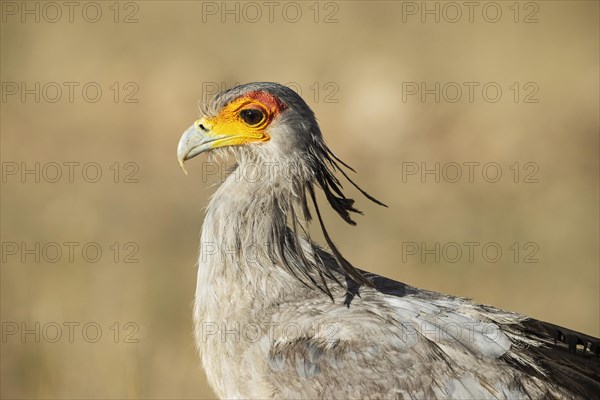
[505,318,600,397]
[258,273,600,399]
[367,271,600,396]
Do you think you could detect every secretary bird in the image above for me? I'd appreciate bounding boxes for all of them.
[177,82,599,399]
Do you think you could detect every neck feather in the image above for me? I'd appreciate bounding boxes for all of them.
[200,147,386,302]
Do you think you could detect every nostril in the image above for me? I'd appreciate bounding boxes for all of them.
[198,123,208,132]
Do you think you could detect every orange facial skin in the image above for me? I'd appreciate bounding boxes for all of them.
[198,91,288,148]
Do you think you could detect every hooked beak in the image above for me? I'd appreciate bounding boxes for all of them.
[177,116,271,174]
[177,120,225,175]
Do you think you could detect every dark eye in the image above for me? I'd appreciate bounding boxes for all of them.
[240,108,265,126]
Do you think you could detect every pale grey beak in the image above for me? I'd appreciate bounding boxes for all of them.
[177,123,221,175]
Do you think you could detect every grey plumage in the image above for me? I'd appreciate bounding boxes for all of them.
[178,82,600,399]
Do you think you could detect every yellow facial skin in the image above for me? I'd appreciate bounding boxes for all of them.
[178,92,288,174]
[200,96,275,149]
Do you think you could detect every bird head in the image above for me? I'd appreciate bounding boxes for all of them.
[177,82,321,175]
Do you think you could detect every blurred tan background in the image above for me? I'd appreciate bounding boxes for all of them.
[1,1,598,398]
